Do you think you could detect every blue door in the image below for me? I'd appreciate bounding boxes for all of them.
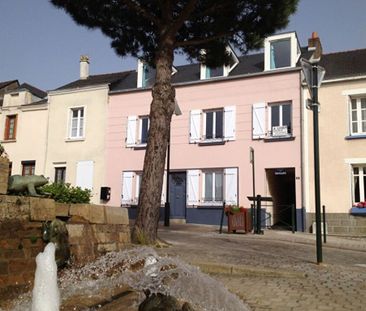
[169,172,186,219]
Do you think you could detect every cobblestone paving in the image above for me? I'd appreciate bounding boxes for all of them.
[157,225,366,311]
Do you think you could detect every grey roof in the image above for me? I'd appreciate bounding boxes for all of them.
[54,47,366,94]
[18,83,47,99]
[55,71,132,91]
[320,49,366,80]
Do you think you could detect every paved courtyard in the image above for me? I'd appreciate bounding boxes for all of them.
[156,224,366,311]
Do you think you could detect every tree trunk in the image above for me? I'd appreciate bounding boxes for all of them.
[132,45,175,244]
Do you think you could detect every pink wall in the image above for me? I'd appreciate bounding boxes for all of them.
[106,71,302,210]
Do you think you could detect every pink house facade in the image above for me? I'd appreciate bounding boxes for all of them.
[106,32,307,230]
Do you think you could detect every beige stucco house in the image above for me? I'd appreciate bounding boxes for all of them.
[0,82,48,176]
[45,56,128,204]
[303,48,366,235]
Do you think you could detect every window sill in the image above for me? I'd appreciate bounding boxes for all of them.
[345,135,366,140]
[65,137,85,142]
[350,207,366,215]
[134,143,147,149]
[1,139,16,143]
[198,139,226,146]
[264,136,295,142]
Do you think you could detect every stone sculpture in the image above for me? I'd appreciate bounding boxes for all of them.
[42,219,70,268]
[8,174,48,196]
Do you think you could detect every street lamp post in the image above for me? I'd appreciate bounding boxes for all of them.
[301,57,325,264]
[164,100,182,227]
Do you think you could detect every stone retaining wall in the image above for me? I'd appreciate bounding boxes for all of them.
[0,195,130,289]
[307,212,366,236]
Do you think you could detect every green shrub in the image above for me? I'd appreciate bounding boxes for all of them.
[39,182,91,204]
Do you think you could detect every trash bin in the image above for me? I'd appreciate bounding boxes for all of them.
[225,206,251,233]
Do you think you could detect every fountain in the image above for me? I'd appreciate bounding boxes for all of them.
[31,243,60,311]
[8,246,249,311]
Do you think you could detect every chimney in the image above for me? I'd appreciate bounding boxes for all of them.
[308,32,323,62]
[80,55,89,79]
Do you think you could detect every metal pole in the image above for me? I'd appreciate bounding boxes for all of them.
[219,201,225,234]
[312,63,323,263]
[322,205,327,244]
[256,195,261,234]
[250,147,255,233]
[164,127,171,227]
[291,204,295,234]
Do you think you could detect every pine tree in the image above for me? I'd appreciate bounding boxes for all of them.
[51,0,299,243]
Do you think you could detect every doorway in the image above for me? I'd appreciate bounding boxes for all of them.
[169,172,186,219]
[266,168,296,230]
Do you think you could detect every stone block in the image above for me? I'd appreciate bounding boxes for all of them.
[55,202,70,217]
[66,224,85,245]
[29,197,55,221]
[89,204,106,224]
[0,260,8,275]
[97,243,117,253]
[0,158,9,194]
[69,204,90,221]
[9,259,34,274]
[119,232,131,244]
[105,206,129,225]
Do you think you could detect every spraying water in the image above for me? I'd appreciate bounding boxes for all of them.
[10,246,248,311]
[31,243,60,311]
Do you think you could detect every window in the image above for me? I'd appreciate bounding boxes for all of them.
[200,47,239,80]
[252,101,292,139]
[204,110,223,140]
[353,165,366,203]
[122,171,166,205]
[189,106,236,143]
[54,167,66,183]
[139,116,149,144]
[22,161,35,176]
[126,115,150,147]
[350,97,366,135]
[187,168,237,206]
[142,64,155,88]
[4,115,17,140]
[203,170,223,203]
[264,32,300,71]
[69,107,84,139]
[269,102,292,137]
[270,39,291,69]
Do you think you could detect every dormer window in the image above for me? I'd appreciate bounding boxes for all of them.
[200,46,239,80]
[264,32,300,71]
[137,60,155,88]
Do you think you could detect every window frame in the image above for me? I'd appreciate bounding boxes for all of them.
[203,109,224,141]
[54,167,66,183]
[264,32,300,71]
[137,115,150,145]
[352,165,366,203]
[21,160,35,176]
[268,101,292,138]
[68,106,85,139]
[202,169,224,205]
[4,114,18,140]
[349,97,366,136]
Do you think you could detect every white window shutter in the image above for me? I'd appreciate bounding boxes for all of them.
[76,161,94,190]
[126,116,137,146]
[187,170,200,205]
[122,171,134,205]
[161,171,167,204]
[189,110,201,143]
[252,103,266,139]
[225,168,238,205]
[224,106,236,141]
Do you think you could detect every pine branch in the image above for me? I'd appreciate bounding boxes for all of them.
[175,31,234,48]
[121,0,161,27]
[164,0,198,40]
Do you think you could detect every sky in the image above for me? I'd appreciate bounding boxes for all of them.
[0,0,365,91]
